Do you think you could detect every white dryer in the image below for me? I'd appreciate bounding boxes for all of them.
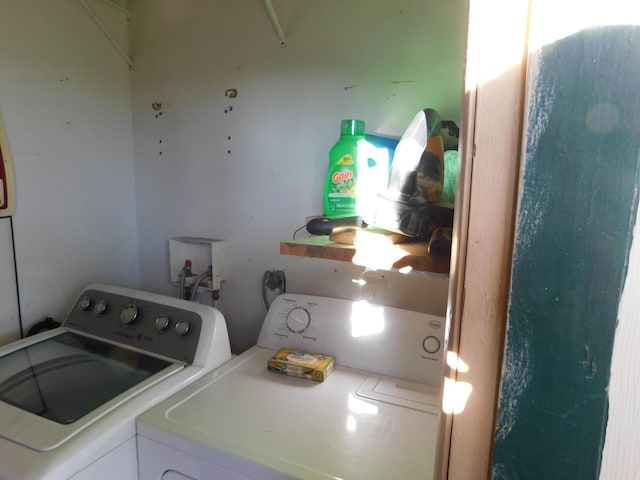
[137,294,446,480]
[0,283,231,480]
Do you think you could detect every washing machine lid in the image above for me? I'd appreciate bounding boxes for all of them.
[0,330,181,451]
[138,347,441,480]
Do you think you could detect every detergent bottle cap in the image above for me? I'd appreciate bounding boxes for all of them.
[340,119,365,137]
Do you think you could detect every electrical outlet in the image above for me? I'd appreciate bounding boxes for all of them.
[361,276,387,304]
[264,270,286,292]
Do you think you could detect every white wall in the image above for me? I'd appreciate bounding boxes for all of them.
[600,183,640,477]
[0,0,139,343]
[129,0,467,352]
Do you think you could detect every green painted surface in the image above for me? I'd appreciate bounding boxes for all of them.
[493,26,640,479]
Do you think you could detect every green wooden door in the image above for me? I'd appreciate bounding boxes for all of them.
[492,25,640,479]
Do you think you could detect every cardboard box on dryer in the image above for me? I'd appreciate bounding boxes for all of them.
[267,348,335,382]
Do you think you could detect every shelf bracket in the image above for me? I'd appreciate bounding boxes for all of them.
[78,0,134,68]
[264,0,286,47]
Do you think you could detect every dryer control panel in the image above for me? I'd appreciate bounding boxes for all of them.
[257,294,445,386]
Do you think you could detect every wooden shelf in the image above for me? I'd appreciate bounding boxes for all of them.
[280,236,450,275]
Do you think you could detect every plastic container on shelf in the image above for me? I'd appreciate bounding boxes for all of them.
[323,119,387,220]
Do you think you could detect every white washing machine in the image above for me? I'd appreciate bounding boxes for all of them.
[137,294,446,480]
[0,283,231,480]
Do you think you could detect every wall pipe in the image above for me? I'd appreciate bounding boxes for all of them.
[263,0,286,46]
[190,271,212,301]
[79,0,134,68]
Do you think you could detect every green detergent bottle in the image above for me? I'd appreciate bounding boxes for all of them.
[323,119,386,219]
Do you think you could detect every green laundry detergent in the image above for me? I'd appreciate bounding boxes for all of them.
[323,119,387,220]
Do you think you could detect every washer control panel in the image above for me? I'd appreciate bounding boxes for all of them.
[257,294,445,386]
[64,288,202,364]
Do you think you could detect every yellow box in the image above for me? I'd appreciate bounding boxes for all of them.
[267,348,335,382]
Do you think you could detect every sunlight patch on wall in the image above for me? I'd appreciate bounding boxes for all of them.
[466,0,640,88]
[442,351,472,414]
[446,350,469,373]
[465,0,530,86]
[442,377,473,415]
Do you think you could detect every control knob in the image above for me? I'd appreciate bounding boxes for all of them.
[93,300,108,315]
[155,314,170,331]
[174,319,190,336]
[286,307,311,334]
[120,304,138,324]
[77,296,91,311]
[422,336,441,354]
